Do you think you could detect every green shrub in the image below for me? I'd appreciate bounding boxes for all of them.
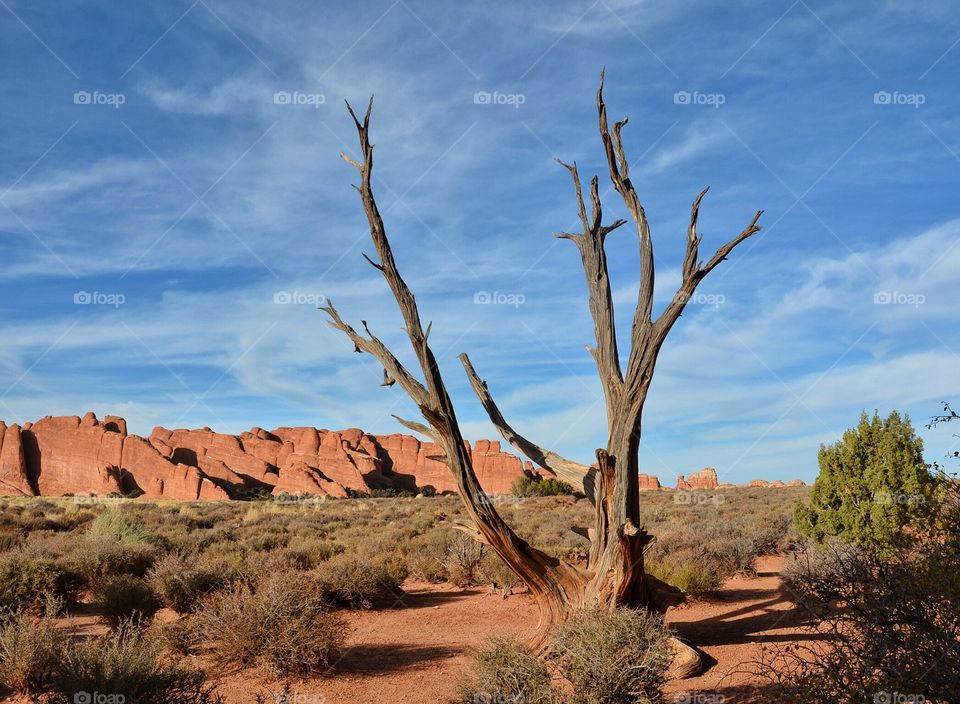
[795,410,936,549]
[456,636,554,704]
[512,476,574,498]
[53,621,222,704]
[553,608,672,704]
[92,576,162,628]
[316,553,407,608]
[647,559,722,594]
[0,610,58,693]
[195,571,346,676]
[87,510,155,544]
[149,553,233,614]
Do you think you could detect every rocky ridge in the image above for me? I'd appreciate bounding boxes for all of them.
[0,413,805,500]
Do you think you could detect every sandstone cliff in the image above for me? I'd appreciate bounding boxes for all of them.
[0,412,806,500]
[0,412,535,500]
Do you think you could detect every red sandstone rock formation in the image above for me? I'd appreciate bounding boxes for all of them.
[748,479,770,488]
[0,412,538,500]
[786,479,806,487]
[675,467,719,491]
[19,414,230,501]
[0,422,33,496]
[638,473,661,490]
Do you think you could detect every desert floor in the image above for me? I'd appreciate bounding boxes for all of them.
[194,555,804,704]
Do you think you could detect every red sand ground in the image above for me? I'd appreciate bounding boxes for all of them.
[1,556,807,704]
[216,555,806,704]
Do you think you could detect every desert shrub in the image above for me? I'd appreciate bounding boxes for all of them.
[477,552,522,591]
[512,476,574,497]
[795,410,936,549]
[195,571,346,676]
[86,510,155,544]
[553,608,672,704]
[0,552,81,613]
[404,531,450,583]
[92,576,162,628]
[445,533,485,587]
[456,636,554,704]
[764,476,960,703]
[72,540,159,584]
[149,553,233,613]
[280,537,344,569]
[646,558,723,594]
[152,616,199,657]
[53,621,222,704]
[0,610,58,693]
[316,553,408,608]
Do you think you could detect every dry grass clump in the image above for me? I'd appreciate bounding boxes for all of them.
[456,636,555,704]
[91,575,162,628]
[149,553,234,614]
[194,571,347,676]
[552,608,672,704]
[53,621,222,704]
[0,550,82,613]
[314,552,408,608]
[0,610,59,694]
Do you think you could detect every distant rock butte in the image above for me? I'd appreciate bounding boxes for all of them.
[676,467,719,491]
[0,413,806,500]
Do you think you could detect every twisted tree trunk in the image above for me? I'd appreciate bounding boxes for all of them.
[322,72,763,659]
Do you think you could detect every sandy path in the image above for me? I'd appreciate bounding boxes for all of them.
[663,555,810,703]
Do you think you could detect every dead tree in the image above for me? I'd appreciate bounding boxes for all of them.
[322,72,763,650]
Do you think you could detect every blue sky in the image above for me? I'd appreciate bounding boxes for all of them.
[1,0,959,484]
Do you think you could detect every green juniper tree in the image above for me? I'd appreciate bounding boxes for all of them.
[796,410,936,549]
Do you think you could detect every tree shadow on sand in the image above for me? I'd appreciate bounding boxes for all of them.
[330,643,462,676]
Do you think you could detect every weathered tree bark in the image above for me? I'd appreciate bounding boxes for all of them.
[323,73,763,657]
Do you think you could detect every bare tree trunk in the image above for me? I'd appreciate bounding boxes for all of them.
[323,72,763,657]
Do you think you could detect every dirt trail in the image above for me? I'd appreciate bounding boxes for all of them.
[663,555,811,702]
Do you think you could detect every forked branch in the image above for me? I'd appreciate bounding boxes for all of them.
[460,352,596,502]
[326,97,583,617]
